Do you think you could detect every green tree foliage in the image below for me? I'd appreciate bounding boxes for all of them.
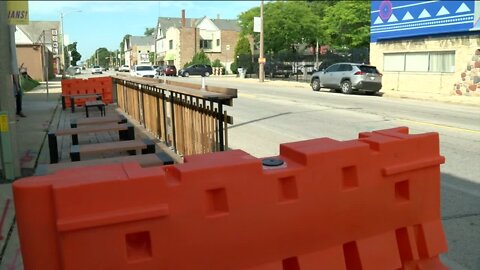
[238,1,319,53]
[144,27,155,36]
[238,0,370,52]
[91,47,111,68]
[184,50,211,67]
[232,36,252,73]
[149,52,155,64]
[321,1,370,48]
[120,34,131,65]
[211,59,224,68]
[64,42,82,67]
[234,36,252,56]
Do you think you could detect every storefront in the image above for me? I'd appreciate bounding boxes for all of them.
[370,0,480,96]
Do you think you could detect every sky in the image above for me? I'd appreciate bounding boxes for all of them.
[28,1,260,62]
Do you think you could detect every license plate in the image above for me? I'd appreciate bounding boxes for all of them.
[370,77,375,80]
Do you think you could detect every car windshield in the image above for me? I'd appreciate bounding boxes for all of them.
[167,65,175,68]
[137,66,153,71]
[93,66,100,68]
[359,65,380,74]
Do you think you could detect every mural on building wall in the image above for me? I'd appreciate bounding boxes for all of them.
[371,1,478,42]
[453,49,480,96]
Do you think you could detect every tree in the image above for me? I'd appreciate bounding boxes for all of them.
[144,27,155,36]
[232,36,252,73]
[184,50,211,67]
[64,42,82,67]
[238,1,319,53]
[320,1,370,49]
[92,47,111,68]
[120,34,131,65]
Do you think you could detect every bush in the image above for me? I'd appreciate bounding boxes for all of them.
[230,62,238,74]
[211,59,224,68]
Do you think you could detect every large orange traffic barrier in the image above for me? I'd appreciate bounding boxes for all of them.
[61,77,113,107]
[13,127,448,270]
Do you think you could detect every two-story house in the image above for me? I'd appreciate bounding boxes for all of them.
[124,35,155,67]
[155,10,241,73]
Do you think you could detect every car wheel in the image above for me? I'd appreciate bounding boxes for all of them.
[184,72,189,77]
[341,80,353,94]
[311,78,321,91]
[204,71,210,77]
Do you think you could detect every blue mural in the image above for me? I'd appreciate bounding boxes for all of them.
[371,0,478,42]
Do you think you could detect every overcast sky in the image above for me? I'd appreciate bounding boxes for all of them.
[29,1,260,61]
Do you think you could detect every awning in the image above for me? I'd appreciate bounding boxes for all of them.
[164,52,176,61]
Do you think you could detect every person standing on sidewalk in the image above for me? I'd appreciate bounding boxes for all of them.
[12,73,25,118]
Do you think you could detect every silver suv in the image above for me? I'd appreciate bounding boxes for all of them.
[310,63,382,94]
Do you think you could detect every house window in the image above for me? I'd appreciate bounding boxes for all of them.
[216,39,220,47]
[383,51,455,73]
[169,40,173,50]
[200,39,212,49]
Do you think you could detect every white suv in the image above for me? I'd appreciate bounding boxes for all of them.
[119,65,130,72]
[130,65,156,78]
[91,65,102,74]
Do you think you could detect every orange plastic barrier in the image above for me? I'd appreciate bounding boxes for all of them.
[13,127,448,270]
[61,77,113,107]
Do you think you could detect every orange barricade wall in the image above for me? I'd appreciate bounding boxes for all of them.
[13,127,448,270]
[61,77,113,107]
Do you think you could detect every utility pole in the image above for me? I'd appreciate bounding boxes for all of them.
[259,0,265,82]
[0,1,21,180]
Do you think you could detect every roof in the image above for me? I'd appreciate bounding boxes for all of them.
[17,21,60,44]
[157,17,240,32]
[211,19,241,31]
[129,36,155,46]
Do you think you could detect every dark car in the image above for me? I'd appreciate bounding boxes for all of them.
[162,65,177,76]
[310,62,382,94]
[178,64,213,77]
[264,62,292,78]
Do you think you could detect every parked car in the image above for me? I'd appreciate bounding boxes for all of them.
[264,62,292,78]
[67,66,81,75]
[310,63,382,94]
[119,65,130,72]
[91,65,102,74]
[161,65,177,76]
[178,64,212,77]
[130,65,156,78]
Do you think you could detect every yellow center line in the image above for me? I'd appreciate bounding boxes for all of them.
[397,118,480,134]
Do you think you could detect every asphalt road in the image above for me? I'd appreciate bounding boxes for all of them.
[170,76,480,270]
[78,72,479,269]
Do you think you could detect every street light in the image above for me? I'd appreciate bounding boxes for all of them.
[60,9,81,77]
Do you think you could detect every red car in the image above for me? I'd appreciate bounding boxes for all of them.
[162,65,177,76]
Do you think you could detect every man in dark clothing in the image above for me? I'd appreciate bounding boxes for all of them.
[13,74,25,117]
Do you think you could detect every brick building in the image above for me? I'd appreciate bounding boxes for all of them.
[14,21,59,81]
[155,10,241,73]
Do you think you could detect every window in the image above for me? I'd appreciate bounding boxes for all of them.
[384,51,455,72]
[169,40,173,50]
[405,53,429,72]
[325,64,340,73]
[338,64,353,72]
[429,52,455,72]
[216,39,220,47]
[200,39,212,49]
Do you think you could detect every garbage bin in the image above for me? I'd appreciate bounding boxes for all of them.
[238,68,246,79]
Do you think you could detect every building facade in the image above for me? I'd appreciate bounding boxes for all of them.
[15,21,59,81]
[155,11,241,72]
[370,0,480,96]
[123,36,155,67]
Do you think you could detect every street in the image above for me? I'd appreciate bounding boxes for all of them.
[77,72,480,269]
[170,75,480,270]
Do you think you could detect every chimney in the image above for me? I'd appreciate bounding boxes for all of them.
[181,9,186,27]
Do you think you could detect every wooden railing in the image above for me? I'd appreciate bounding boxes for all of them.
[112,76,236,156]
